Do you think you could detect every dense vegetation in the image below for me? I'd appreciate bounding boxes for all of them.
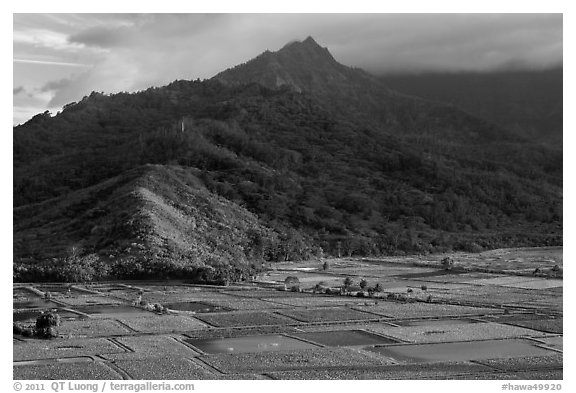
[13,38,562,281]
[13,311,60,339]
[14,164,317,282]
[380,68,563,145]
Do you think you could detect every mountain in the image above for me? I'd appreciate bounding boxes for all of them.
[380,68,563,145]
[215,36,383,100]
[13,37,562,280]
[215,37,514,142]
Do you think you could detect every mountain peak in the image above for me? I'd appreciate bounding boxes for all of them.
[214,37,351,93]
[281,36,321,49]
[278,36,335,62]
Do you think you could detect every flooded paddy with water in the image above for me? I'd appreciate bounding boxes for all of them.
[13,247,562,380]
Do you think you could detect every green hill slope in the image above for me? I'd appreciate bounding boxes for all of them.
[14,164,296,281]
[13,38,562,278]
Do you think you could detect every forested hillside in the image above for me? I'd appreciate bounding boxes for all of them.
[381,68,562,144]
[13,37,562,280]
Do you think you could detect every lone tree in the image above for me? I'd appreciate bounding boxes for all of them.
[284,276,300,291]
[343,277,353,288]
[35,311,61,339]
[441,257,454,271]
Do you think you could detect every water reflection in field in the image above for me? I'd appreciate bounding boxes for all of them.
[186,334,319,354]
[367,338,555,363]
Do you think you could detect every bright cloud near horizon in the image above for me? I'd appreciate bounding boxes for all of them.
[13,13,562,125]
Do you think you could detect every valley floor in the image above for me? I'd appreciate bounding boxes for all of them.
[13,247,563,380]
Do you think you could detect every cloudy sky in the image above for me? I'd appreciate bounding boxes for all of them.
[13,13,562,125]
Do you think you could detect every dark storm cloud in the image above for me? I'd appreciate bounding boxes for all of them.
[61,13,563,76]
[313,14,563,74]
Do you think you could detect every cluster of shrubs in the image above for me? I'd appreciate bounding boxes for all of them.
[533,264,563,278]
[343,278,384,294]
[386,293,415,302]
[303,276,438,304]
[308,276,432,303]
[136,301,168,314]
[307,277,387,297]
[130,289,168,313]
[13,311,60,339]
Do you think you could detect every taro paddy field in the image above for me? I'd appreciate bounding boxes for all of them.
[13,247,563,380]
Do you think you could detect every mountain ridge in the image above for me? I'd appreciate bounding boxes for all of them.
[214,37,520,143]
[13,37,562,279]
[14,164,287,279]
[215,36,348,92]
